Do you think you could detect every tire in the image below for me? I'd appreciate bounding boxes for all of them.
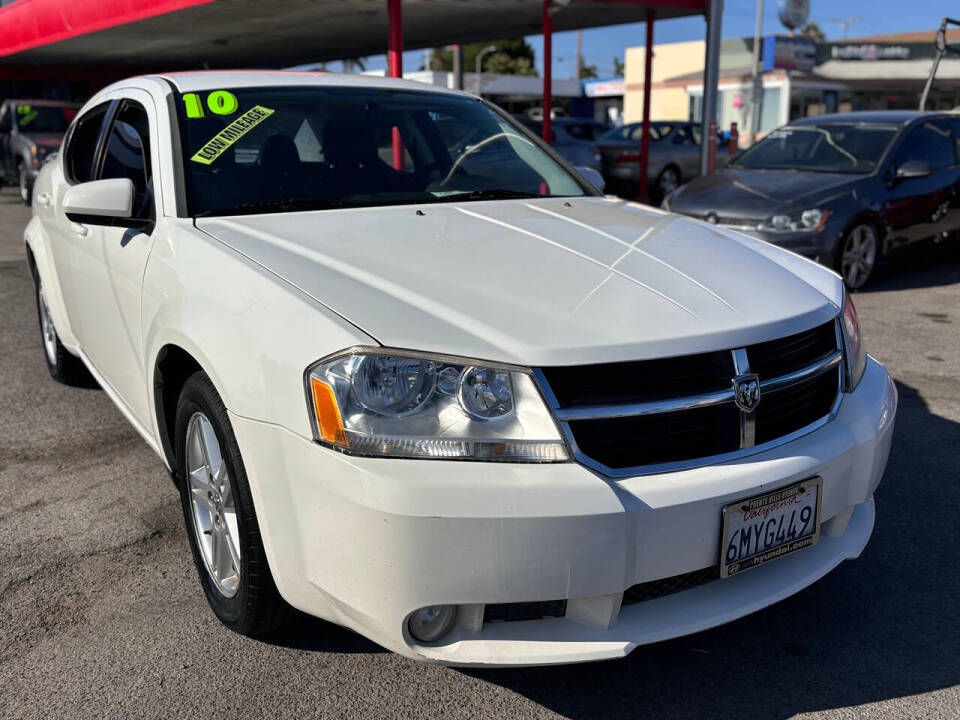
[33,274,94,386]
[836,221,879,290]
[175,371,289,636]
[18,162,32,206]
[655,165,680,203]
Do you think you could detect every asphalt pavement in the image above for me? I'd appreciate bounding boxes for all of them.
[1,189,958,719]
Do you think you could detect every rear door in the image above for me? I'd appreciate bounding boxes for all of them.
[882,119,960,246]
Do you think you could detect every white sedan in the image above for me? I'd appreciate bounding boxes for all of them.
[24,71,897,666]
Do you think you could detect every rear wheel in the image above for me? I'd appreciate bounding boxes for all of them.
[655,166,680,202]
[33,275,93,386]
[18,162,32,206]
[837,222,879,290]
[175,371,289,636]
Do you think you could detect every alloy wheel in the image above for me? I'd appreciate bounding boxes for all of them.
[841,224,877,290]
[38,283,58,366]
[185,412,242,598]
[659,168,679,196]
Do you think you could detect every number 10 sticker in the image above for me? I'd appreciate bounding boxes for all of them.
[183,90,239,119]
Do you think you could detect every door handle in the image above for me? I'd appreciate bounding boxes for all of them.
[69,222,89,237]
[36,192,51,207]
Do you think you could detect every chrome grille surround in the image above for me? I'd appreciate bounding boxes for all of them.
[534,318,845,478]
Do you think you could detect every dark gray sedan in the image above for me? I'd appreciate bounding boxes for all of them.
[666,111,960,288]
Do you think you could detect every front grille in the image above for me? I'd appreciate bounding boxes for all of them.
[622,567,719,605]
[483,600,567,623]
[569,403,741,469]
[538,319,842,474]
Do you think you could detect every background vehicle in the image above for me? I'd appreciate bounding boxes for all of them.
[514,116,606,172]
[665,111,960,289]
[0,99,77,205]
[598,121,726,202]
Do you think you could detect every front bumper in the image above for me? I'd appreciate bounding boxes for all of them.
[230,356,896,666]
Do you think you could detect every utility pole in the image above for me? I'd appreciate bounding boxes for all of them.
[576,29,583,80]
[452,44,463,90]
[748,0,764,146]
[474,45,497,96]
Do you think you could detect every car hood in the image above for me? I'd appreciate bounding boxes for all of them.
[196,197,842,366]
[670,167,861,220]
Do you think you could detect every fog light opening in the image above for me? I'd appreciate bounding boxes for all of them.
[408,604,456,643]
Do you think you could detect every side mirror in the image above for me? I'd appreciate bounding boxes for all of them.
[575,166,605,192]
[895,159,933,180]
[63,178,151,232]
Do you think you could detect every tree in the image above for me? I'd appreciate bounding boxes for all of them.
[798,21,825,42]
[612,55,625,77]
[428,39,537,75]
[580,62,599,79]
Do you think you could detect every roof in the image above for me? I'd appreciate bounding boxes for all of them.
[0,0,706,70]
[845,29,960,44]
[157,69,466,95]
[789,110,941,125]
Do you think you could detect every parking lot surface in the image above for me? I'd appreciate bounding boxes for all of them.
[1,191,958,719]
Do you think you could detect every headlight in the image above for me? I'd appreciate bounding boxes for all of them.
[304,348,568,462]
[762,208,829,233]
[840,291,866,391]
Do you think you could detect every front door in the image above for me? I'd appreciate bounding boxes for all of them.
[70,92,159,426]
[882,119,960,247]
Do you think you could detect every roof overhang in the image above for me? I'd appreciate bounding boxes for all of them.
[0,0,706,70]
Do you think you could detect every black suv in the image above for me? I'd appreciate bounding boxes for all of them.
[0,99,78,205]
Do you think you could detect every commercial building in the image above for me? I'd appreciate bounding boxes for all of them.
[622,29,960,143]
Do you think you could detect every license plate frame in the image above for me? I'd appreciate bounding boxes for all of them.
[720,477,822,579]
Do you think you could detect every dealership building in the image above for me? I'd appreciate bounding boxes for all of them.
[620,29,960,142]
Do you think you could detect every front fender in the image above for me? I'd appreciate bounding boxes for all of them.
[141,221,375,449]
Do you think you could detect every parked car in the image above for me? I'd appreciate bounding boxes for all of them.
[0,99,78,205]
[598,121,726,201]
[25,71,896,666]
[514,116,606,172]
[665,111,960,289]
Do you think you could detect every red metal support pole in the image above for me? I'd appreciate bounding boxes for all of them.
[387,0,404,169]
[638,9,654,202]
[542,0,553,144]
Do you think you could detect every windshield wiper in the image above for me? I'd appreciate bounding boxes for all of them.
[425,189,542,203]
[195,198,353,218]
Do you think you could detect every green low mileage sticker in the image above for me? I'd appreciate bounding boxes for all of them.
[190,105,275,165]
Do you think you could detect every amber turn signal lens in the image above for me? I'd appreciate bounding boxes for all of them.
[310,377,348,446]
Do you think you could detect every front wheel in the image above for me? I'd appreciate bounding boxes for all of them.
[175,371,289,636]
[837,222,879,290]
[655,166,680,202]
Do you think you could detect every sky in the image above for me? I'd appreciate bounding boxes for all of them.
[351,0,954,79]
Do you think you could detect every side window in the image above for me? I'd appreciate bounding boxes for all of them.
[98,100,153,219]
[673,126,696,145]
[63,102,110,184]
[895,120,954,171]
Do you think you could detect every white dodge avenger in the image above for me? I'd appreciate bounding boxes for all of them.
[24,72,897,666]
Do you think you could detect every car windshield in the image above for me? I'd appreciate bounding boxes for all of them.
[732,124,898,174]
[15,104,75,133]
[175,86,590,217]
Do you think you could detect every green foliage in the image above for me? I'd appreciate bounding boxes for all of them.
[798,21,825,42]
[428,39,537,76]
[612,56,625,77]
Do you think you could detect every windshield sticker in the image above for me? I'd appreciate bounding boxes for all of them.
[182,90,239,119]
[190,105,275,165]
[17,105,37,127]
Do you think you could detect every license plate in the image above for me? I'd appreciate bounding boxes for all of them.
[720,477,822,579]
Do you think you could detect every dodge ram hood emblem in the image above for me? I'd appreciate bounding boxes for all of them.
[733,373,761,412]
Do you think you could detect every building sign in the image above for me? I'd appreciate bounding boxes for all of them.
[583,78,626,98]
[762,35,817,72]
[829,43,911,60]
[777,0,810,30]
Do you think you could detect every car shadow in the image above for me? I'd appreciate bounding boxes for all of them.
[460,381,959,719]
[866,239,960,293]
[260,610,388,655]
